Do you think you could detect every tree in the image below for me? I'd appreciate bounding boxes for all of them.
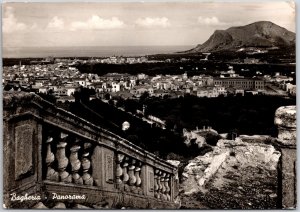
[124,99,138,113]
[47,89,54,95]
[108,99,114,105]
[140,91,150,102]
[116,98,125,108]
[104,93,111,100]
[74,86,95,103]
[163,94,170,99]
[37,92,56,104]
[205,133,220,146]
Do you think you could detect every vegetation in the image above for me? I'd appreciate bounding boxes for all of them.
[55,88,295,162]
[67,89,195,160]
[144,94,295,137]
[73,60,295,78]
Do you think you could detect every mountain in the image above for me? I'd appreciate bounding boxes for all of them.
[185,21,295,53]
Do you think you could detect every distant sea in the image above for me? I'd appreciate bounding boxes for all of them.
[3,46,195,58]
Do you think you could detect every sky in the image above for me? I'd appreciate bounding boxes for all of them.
[2,1,296,48]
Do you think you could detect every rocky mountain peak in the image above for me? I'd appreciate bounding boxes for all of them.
[186,21,295,53]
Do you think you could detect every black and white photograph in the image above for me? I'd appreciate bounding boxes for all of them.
[2,1,296,209]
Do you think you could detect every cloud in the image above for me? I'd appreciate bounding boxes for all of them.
[197,16,227,26]
[30,23,38,30]
[3,6,27,33]
[196,16,245,28]
[135,17,170,28]
[47,16,64,30]
[70,15,125,31]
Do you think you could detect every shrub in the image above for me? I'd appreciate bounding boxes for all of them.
[205,133,220,146]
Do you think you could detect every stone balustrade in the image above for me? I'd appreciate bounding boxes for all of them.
[3,92,178,209]
[154,169,172,201]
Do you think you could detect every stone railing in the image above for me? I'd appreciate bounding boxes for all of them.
[3,92,179,209]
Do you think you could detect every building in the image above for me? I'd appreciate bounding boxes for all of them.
[215,85,227,96]
[213,77,264,90]
[196,86,219,98]
[197,76,214,86]
[244,57,260,64]
[111,82,121,92]
[130,85,153,97]
[73,78,86,87]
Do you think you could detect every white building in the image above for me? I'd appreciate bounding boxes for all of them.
[111,82,120,92]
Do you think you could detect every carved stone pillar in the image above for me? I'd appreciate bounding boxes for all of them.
[157,171,162,199]
[165,174,171,201]
[128,159,137,192]
[56,133,72,183]
[275,106,296,209]
[82,142,93,185]
[45,137,59,181]
[135,161,142,194]
[122,157,129,191]
[161,172,167,200]
[154,169,159,198]
[70,138,82,184]
[116,153,124,188]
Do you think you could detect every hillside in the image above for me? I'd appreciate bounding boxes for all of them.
[184,21,295,53]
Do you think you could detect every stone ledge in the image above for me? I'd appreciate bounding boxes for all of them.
[43,180,179,209]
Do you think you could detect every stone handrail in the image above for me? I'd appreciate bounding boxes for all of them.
[3,92,179,209]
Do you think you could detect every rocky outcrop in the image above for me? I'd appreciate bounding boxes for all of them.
[181,147,229,195]
[181,138,281,195]
[218,139,281,170]
[183,129,206,148]
[184,21,295,53]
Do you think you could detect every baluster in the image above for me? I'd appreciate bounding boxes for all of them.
[122,157,129,191]
[45,137,59,181]
[135,161,142,194]
[56,133,72,183]
[128,159,137,192]
[157,171,162,199]
[70,138,83,184]
[82,142,93,185]
[154,169,159,198]
[116,153,124,188]
[165,174,171,201]
[161,172,167,200]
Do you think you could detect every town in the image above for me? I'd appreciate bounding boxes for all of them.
[3,57,296,105]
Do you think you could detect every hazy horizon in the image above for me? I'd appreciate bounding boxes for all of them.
[2,45,196,58]
[3,1,295,51]
[4,45,196,48]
